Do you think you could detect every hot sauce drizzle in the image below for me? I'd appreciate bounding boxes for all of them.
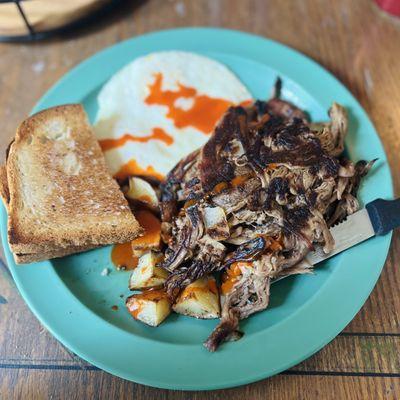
[230,174,249,187]
[99,127,173,151]
[103,73,251,184]
[114,159,164,181]
[145,73,233,134]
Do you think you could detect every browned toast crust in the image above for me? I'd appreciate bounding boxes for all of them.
[14,244,97,264]
[0,164,9,206]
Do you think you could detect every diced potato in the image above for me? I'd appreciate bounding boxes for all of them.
[129,251,168,290]
[173,276,220,319]
[126,177,159,209]
[131,209,161,251]
[203,206,229,240]
[126,289,171,327]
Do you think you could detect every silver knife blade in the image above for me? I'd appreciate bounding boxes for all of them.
[305,208,375,265]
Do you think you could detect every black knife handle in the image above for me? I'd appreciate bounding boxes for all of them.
[366,198,400,236]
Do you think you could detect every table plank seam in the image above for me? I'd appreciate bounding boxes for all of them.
[340,332,400,337]
[0,332,399,363]
[1,362,399,379]
[282,371,400,378]
[0,363,99,371]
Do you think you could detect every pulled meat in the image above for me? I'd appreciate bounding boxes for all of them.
[158,82,372,351]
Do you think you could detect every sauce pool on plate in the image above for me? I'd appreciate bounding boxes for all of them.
[111,209,161,270]
[111,242,138,270]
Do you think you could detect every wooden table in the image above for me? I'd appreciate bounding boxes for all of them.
[1,0,399,398]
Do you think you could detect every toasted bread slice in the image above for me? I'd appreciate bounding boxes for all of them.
[0,164,10,207]
[2,163,99,263]
[0,164,93,263]
[6,104,142,259]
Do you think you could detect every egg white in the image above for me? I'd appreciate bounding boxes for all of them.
[94,51,252,177]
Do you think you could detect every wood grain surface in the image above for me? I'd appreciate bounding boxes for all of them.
[0,0,399,398]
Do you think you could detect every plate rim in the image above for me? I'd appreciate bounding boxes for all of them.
[2,27,393,390]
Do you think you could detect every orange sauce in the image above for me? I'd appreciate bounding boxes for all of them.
[266,163,278,170]
[183,199,197,209]
[240,99,253,107]
[111,242,138,270]
[211,176,249,195]
[137,194,152,204]
[145,73,234,134]
[135,288,168,301]
[111,210,161,270]
[131,209,161,250]
[130,302,142,319]
[179,277,218,301]
[262,233,284,252]
[269,237,283,252]
[114,159,164,181]
[126,294,143,319]
[126,295,143,319]
[221,262,252,295]
[213,182,229,194]
[231,175,248,187]
[141,266,149,274]
[126,289,169,319]
[208,278,218,295]
[99,127,173,151]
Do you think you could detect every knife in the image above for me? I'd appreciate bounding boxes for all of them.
[305,198,400,265]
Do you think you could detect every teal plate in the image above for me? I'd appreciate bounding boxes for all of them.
[1,28,393,390]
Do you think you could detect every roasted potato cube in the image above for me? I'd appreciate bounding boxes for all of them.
[126,177,159,209]
[173,276,220,319]
[129,251,168,290]
[126,289,171,327]
[131,210,161,251]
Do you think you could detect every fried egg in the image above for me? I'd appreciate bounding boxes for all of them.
[94,51,252,180]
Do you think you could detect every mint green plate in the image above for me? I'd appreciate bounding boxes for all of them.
[1,28,393,390]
